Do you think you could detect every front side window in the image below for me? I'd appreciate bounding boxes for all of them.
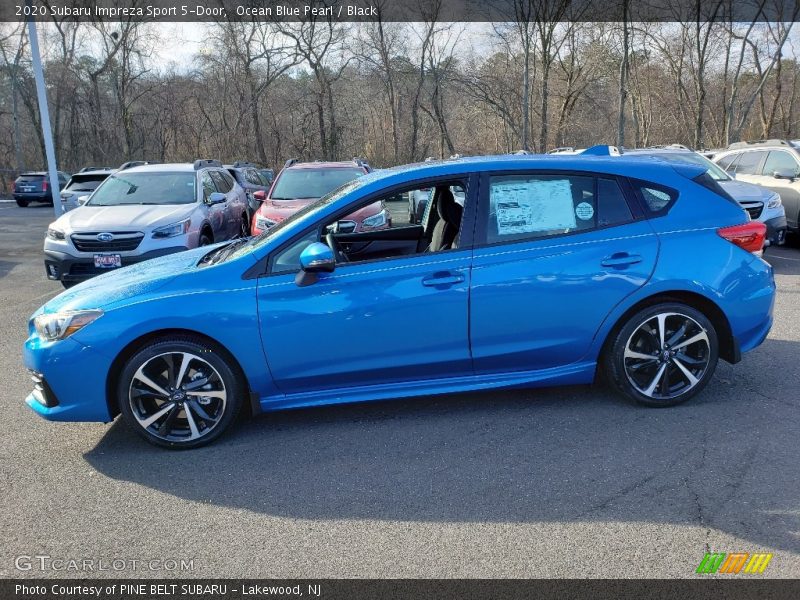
[762,151,800,176]
[484,174,632,245]
[732,151,766,175]
[209,170,230,193]
[88,172,196,206]
[716,153,739,171]
[201,172,216,201]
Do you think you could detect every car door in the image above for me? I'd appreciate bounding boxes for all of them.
[757,150,800,228]
[469,171,659,374]
[200,171,227,240]
[256,177,476,396]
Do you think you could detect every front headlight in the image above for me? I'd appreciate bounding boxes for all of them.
[362,209,388,229]
[766,193,782,209]
[47,227,65,240]
[152,219,190,239]
[33,309,103,342]
[255,215,277,230]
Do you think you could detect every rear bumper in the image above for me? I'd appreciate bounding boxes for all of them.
[14,192,51,203]
[44,246,187,283]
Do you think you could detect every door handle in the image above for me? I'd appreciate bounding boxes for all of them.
[422,271,465,287]
[601,252,643,268]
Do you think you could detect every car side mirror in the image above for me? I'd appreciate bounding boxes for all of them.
[296,242,335,287]
[773,169,797,181]
[253,190,267,202]
[77,195,90,205]
[207,192,226,204]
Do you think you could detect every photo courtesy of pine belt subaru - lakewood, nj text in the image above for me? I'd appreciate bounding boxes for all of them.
[24,154,775,449]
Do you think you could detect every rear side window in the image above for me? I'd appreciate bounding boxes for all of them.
[732,151,766,175]
[632,180,678,213]
[484,174,634,245]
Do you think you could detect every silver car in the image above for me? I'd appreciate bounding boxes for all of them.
[44,160,249,287]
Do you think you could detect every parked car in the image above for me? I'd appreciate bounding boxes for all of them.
[224,161,272,230]
[251,158,380,235]
[60,169,114,212]
[24,154,774,448]
[258,168,275,185]
[43,160,248,288]
[712,139,800,235]
[13,171,69,207]
[624,147,787,246]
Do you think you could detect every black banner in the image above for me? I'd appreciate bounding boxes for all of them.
[4,579,800,600]
[3,0,800,23]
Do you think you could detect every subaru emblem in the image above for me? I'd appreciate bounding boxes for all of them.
[97,232,114,242]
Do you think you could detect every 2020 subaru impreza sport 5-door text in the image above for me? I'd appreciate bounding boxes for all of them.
[23,155,775,449]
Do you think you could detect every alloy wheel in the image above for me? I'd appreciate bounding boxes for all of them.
[623,312,711,401]
[128,351,227,443]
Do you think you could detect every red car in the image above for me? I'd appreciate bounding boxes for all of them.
[251,159,389,235]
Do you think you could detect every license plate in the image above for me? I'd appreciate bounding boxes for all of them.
[22,186,33,192]
[94,254,122,268]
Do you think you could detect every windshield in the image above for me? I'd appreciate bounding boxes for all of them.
[87,172,196,206]
[271,168,364,200]
[223,178,367,262]
[650,152,730,181]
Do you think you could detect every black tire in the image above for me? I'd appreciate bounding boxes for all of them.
[60,280,77,289]
[15,199,28,207]
[117,335,245,449]
[603,302,719,407]
[199,232,212,246]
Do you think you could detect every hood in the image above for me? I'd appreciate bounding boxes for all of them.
[718,179,776,203]
[36,245,219,315]
[57,203,195,231]
[261,197,317,220]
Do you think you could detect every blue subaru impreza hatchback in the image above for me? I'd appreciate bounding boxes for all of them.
[24,154,775,448]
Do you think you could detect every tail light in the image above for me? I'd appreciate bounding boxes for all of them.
[717,222,767,254]
[42,180,47,192]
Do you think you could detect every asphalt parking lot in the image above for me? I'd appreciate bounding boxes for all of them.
[1,200,798,579]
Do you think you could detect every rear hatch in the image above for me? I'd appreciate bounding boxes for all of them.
[15,174,45,193]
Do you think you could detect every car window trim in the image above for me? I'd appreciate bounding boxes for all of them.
[243,172,479,280]
[473,169,643,250]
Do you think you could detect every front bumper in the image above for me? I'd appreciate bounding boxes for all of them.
[23,334,114,422]
[44,246,188,283]
[763,215,787,245]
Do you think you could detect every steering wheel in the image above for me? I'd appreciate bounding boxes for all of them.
[325,232,349,263]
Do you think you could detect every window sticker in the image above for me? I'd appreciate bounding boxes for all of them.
[491,179,577,235]
[575,201,594,220]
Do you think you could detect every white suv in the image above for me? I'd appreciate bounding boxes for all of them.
[44,160,248,288]
[712,139,800,235]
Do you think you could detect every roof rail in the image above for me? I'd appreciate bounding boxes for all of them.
[727,139,791,150]
[232,160,257,168]
[79,166,112,173]
[193,159,223,170]
[646,143,693,151]
[547,147,574,154]
[284,158,298,169]
[118,160,161,171]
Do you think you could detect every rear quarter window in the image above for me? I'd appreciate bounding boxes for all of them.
[630,179,678,214]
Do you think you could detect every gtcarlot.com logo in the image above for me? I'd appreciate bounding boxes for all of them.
[696,552,773,574]
[15,555,195,572]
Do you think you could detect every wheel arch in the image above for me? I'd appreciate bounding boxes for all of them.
[105,328,256,420]
[598,290,738,371]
